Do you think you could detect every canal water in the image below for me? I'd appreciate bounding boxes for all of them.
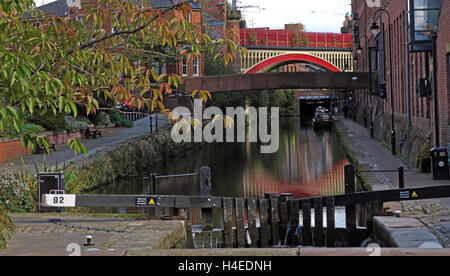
[98,118,350,227]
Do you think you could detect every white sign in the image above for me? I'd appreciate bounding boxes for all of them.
[66,0,81,9]
[366,0,381,8]
[42,194,76,208]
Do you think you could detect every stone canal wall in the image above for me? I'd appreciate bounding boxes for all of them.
[355,107,432,172]
[65,129,205,194]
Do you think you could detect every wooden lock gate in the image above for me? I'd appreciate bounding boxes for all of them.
[41,165,450,248]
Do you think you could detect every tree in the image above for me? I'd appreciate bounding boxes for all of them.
[0,0,244,155]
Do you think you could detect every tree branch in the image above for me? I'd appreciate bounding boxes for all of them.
[68,1,192,55]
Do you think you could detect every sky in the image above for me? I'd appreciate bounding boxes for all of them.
[38,0,352,33]
[237,0,351,33]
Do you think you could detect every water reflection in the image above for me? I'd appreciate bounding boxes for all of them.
[100,118,348,200]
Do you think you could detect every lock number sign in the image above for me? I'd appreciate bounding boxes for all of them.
[42,194,76,207]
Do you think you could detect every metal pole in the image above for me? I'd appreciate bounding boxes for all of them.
[150,173,157,195]
[375,8,396,155]
[199,166,213,231]
[431,32,440,147]
[405,0,412,127]
[149,114,153,133]
[398,167,405,189]
[388,19,396,155]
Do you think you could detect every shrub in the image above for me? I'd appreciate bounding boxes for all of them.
[64,116,89,131]
[20,123,45,134]
[0,165,36,213]
[75,116,92,125]
[93,112,111,126]
[27,110,73,133]
[116,119,134,128]
[109,111,125,125]
[0,204,14,250]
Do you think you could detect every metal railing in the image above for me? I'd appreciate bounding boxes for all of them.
[356,167,408,189]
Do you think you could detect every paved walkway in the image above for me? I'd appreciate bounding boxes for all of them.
[8,115,167,171]
[0,214,184,256]
[336,116,450,247]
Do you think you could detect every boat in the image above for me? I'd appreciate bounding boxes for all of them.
[312,106,332,129]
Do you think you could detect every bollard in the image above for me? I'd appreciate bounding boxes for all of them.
[84,235,95,246]
[370,121,374,138]
[155,114,158,132]
[398,167,405,189]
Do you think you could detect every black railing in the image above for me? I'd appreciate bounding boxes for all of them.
[357,167,407,189]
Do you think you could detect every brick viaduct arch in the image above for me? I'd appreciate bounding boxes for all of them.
[245,53,342,74]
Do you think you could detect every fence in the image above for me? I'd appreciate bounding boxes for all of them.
[357,167,407,189]
[42,165,450,249]
[240,29,353,49]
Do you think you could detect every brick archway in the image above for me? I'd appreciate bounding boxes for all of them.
[245,53,342,74]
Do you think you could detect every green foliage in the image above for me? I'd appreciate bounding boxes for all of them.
[0,165,36,213]
[210,89,297,116]
[116,119,134,128]
[109,111,125,125]
[75,115,92,125]
[204,45,235,76]
[64,116,88,131]
[0,204,14,250]
[63,130,188,194]
[0,0,244,156]
[108,111,133,128]
[92,112,111,126]
[26,110,73,133]
[20,123,45,135]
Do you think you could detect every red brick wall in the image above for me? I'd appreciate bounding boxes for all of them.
[437,0,450,146]
[177,10,204,77]
[200,0,227,39]
[352,0,449,148]
[0,132,82,166]
[0,140,32,165]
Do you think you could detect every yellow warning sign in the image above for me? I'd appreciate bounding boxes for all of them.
[412,191,418,198]
[149,199,155,205]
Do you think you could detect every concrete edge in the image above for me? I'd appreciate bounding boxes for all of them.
[153,221,187,250]
[140,248,450,256]
[373,216,442,248]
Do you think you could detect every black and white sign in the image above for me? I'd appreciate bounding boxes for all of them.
[136,197,158,206]
[399,191,410,200]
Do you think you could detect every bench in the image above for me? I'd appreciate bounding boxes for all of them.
[34,143,56,154]
[85,124,102,139]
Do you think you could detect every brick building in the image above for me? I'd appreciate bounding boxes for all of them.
[351,0,449,167]
[34,0,204,77]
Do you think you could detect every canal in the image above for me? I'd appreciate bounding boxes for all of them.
[100,118,348,203]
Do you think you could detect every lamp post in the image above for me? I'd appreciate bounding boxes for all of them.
[356,35,370,128]
[370,9,396,155]
[357,30,379,139]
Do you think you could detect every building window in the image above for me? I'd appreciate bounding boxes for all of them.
[135,60,141,71]
[193,57,199,76]
[407,0,442,52]
[76,14,84,24]
[182,58,188,76]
